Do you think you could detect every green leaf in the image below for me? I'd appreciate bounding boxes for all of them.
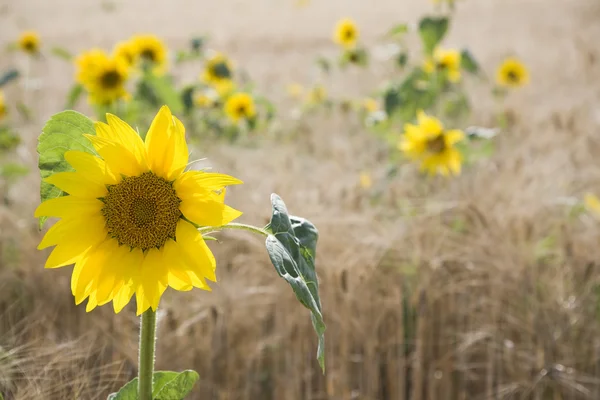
[37,111,96,228]
[0,163,29,182]
[418,16,449,55]
[107,378,137,400]
[396,52,408,68]
[387,23,409,38]
[315,56,331,74]
[460,49,479,74]
[65,84,85,109]
[383,87,401,116]
[0,69,19,87]
[265,194,325,372]
[153,370,199,399]
[138,72,184,114]
[51,46,73,61]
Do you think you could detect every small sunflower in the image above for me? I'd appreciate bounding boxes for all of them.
[362,98,379,113]
[195,92,215,108]
[399,111,465,177]
[18,31,40,54]
[76,51,130,105]
[307,85,327,105]
[0,91,6,120]
[333,18,359,48]
[131,34,168,73]
[423,47,461,83]
[202,53,234,87]
[496,57,529,88]
[113,40,137,67]
[35,106,243,315]
[224,92,256,123]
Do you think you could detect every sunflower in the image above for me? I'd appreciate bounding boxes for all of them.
[35,106,243,314]
[195,91,215,108]
[399,111,465,176]
[307,85,327,105]
[496,57,529,88]
[18,31,40,54]
[0,91,6,120]
[131,34,168,73]
[423,47,461,83]
[75,51,130,105]
[584,193,600,219]
[333,18,359,48]
[224,92,256,123]
[362,97,378,113]
[287,83,304,99]
[201,53,234,87]
[113,40,137,67]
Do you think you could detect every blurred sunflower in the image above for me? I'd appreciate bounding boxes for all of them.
[76,51,130,105]
[496,57,529,88]
[224,92,256,123]
[35,106,243,314]
[362,97,378,113]
[584,193,600,219]
[202,53,234,88]
[399,111,465,177]
[131,34,168,73]
[307,85,327,105]
[333,18,359,48]
[359,171,372,189]
[423,47,461,82]
[113,40,137,67]
[0,91,6,120]
[287,83,304,99]
[18,31,40,54]
[195,92,215,108]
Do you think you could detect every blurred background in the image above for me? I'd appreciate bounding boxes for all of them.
[1,0,600,399]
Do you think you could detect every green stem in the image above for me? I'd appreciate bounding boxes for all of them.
[138,309,157,400]
[197,222,269,237]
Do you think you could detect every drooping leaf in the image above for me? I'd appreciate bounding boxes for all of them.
[107,378,137,400]
[153,370,199,400]
[460,49,479,74]
[387,23,409,39]
[418,16,449,55]
[0,69,19,87]
[65,84,84,109]
[264,194,325,372]
[51,46,73,61]
[37,111,96,228]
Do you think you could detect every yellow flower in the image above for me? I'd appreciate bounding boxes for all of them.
[398,111,465,176]
[307,85,327,105]
[113,40,137,67]
[224,92,256,123]
[333,18,359,48]
[215,80,235,98]
[287,83,304,99]
[195,92,214,108]
[423,47,461,82]
[584,193,600,219]
[359,171,372,189]
[75,50,129,105]
[35,106,243,315]
[0,91,6,120]
[202,53,234,87]
[18,31,40,54]
[362,98,378,113]
[496,57,529,88]
[131,34,168,73]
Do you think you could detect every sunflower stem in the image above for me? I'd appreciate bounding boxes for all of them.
[138,309,157,400]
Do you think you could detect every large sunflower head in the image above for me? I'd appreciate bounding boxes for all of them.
[423,47,462,82]
[0,90,6,121]
[496,57,529,88]
[398,111,465,176]
[224,92,256,123]
[35,106,243,315]
[77,52,130,105]
[201,53,234,86]
[333,18,359,48]
[131,34,168,73]
[18,31,40,54]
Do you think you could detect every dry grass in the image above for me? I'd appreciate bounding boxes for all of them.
[2,0,600,399]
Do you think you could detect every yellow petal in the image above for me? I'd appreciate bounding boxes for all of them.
[38,214,106,250]
[444,129,465,145]
[163,238,208,290]
[35,196,103,219]
[86,292,99,312]
[45,172,107,198]
[167,116,189,181]
[179,195,242,227]
[585,193,600,218]
[72,239,113,303]
[145,106,175,179]
[135,248,168,315]
[85,134,147,177]
[64,150,118,185]
[175,170,243,194]
[175,220,217,283]
[113,281,135,313]
[105,114,148,168]
[45,241,94,269]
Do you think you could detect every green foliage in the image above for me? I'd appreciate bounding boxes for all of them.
[65,84,84,109]
[387,23,409,39]
[107,371,199,400]
[460,49,480,74]
[0,69,19,87]
[418,16,449,55]
[51,46,73,61]
[0,163,29,182]
[0,127,20,151]
[37,111,96,228]
[264,194,326,372]
[137,72,184,114]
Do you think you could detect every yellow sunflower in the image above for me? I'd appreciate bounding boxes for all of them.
[496,57,529,88]
[423,47,461,83]
[35,106,243,315]
[399,111,465,176]
[333,18,359,48]
[75,51,129,105]
[362,97,378,113]
[113,40,137,67]
[195,92,215,108]
[18,31,40,54]
[201,53,234,87]
[224,92,256,123]
[584,193,600,219]
[0,91,6,120]
[307,85,327,105]
[131,34,168,73]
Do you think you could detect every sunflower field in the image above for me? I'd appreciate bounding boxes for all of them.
[1,0,599,399]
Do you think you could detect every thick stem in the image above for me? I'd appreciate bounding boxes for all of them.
[138,309,157,400]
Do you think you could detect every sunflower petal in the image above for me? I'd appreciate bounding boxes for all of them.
[64,150,118,185]
[135,248,168,315]
[145,106,175,179]
[35,196,103,218]
[105,114,148,169]
[45,172,107,198]
[176,220,217,283]
[85,134,147,177]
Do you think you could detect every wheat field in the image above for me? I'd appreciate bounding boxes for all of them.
[1,0,600,399]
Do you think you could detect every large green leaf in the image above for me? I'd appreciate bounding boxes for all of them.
[418,16,449,55]
[265,194,325,372]
[37,111,96,228]
[107,371,199,400]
